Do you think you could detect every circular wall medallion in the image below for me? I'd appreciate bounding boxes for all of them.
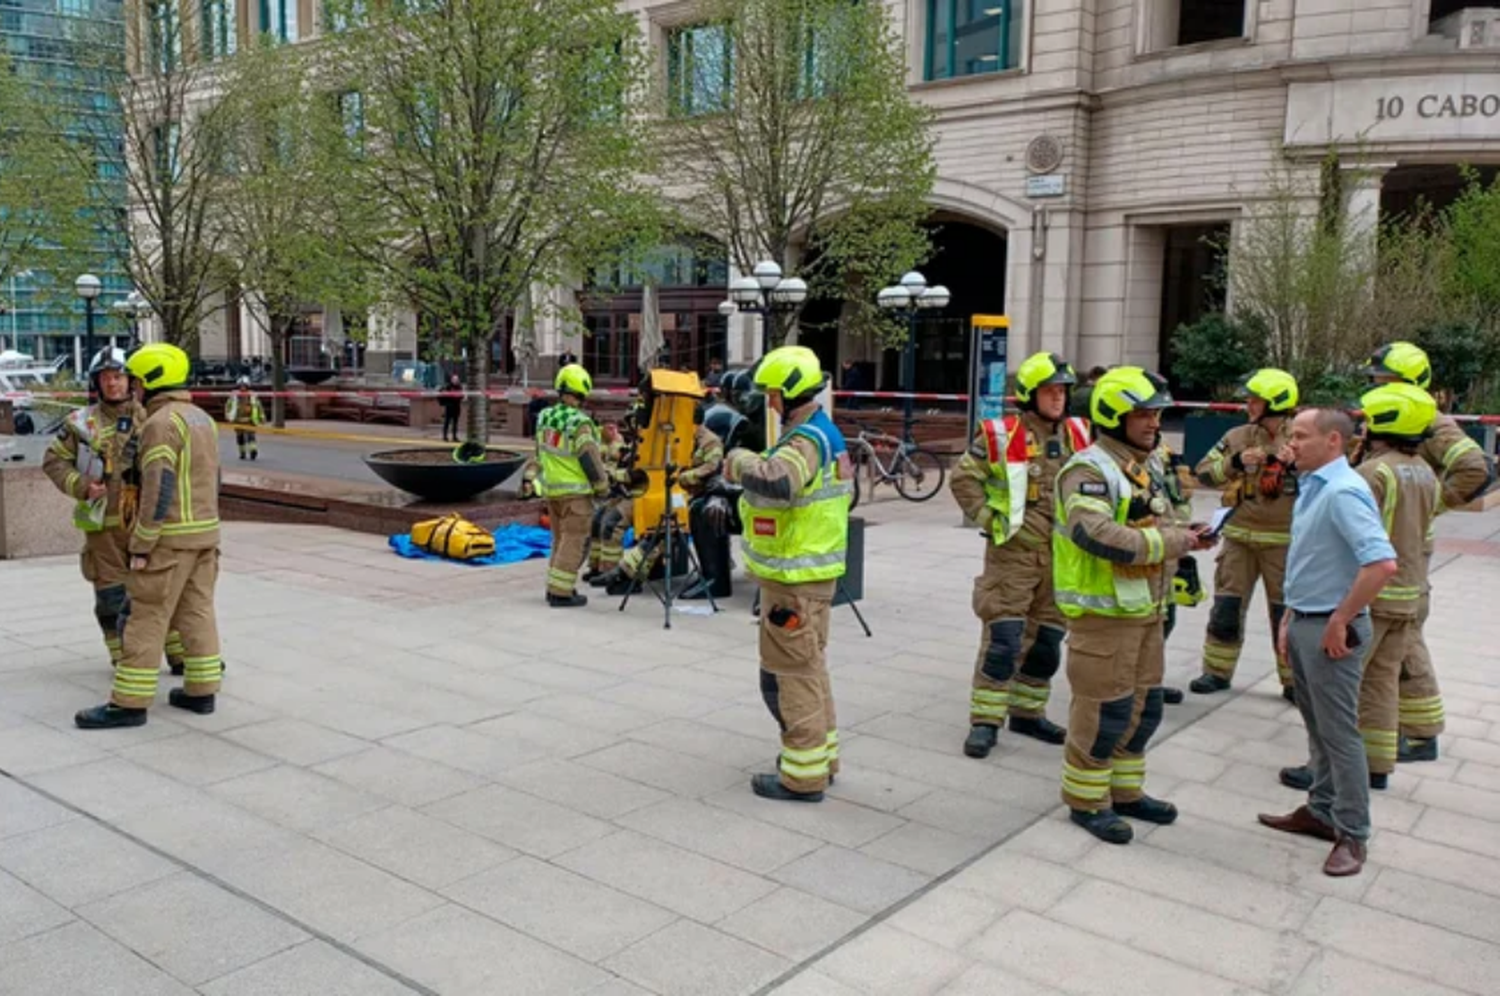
[1025,135,1064,175]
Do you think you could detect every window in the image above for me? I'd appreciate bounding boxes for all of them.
[667,23,732,117]
[925,0,1022,81]
[260,0,298,43]
[339,90,365,143]
[1140,0,1247,52]
[202,0,236,59]
[327,0,367,32]
[149,0,181,73]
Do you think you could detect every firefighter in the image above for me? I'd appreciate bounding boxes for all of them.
[1364,342,1494,762]
[724,347,852,802]
[225,376,264,460]
[950,352,1091,757]
[1189,368,1300,700]
[1153,435,1204,705]
[600,401,724,595]
[1280,383,1438,792]
[43,348,189,675]
[1055,367,1216,843]
[75,344,224,729]
[585,421,634,581]
[521,364,608,607]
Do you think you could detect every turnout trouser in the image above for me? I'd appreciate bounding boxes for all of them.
[970,538,1067,726]
[1398,569,1444,740]
[112,547,222,709]
[1061,615,1166,812]
[589,499,631,573]
[81,533,183,671]
[1200,538,1291,687]
[758,578,839,792]
[546,497,593,596]
[1358,614,1417,776]
[234,429,257,458]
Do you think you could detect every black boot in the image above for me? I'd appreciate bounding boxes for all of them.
[249,450,257,461]
[606,574,641,596]
[169,658,184,676]
[168,689,215,715]
[963,724,999,759]
[751,772,823,803]
[1280,765,1313,791]
[1070,808,1133,844]
[588,568,619,589]
[1162,687,1185,705]
[1282,685,1297,704]
[1115,795,1178,825]
[1398,736,1438,763]
[75,703,147,729]
[1190,674,1231,694]
[1369,772,1389,791]
[1009,714,1066,745]
[547,591,588,608]
[582,568,602,584]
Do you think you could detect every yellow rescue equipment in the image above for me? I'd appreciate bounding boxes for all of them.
[410,514,496,561]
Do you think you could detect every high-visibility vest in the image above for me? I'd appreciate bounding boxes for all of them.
[1052,445,1163,619]
[534,404,594,498]
[739,410,852,584]
[226,394,263,426]
[979,415,1089,543]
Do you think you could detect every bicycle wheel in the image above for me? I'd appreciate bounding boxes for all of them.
[894,447,946,502]
[850,464,862,510]
[847,443,866,510]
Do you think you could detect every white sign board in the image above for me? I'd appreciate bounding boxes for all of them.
[1025,174,1066,198]
[1286,75,1500,147]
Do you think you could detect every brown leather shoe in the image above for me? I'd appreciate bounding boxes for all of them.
[1257,805,1337,843]
[1323,836,1367,877]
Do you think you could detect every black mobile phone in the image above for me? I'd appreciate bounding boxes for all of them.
[1346,625,1361,649]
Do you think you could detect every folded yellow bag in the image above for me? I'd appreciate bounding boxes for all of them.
[410,514,496,561]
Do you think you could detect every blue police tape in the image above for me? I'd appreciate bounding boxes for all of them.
[387,523,636,567]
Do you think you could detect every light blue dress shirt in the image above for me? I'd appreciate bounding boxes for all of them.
[1284,456,1397,613]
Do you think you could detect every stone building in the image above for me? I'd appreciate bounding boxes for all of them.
[130,1,1500,386]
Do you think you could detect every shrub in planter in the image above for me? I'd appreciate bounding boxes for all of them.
[1168,313,1269,401]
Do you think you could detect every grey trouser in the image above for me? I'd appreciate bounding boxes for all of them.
[1288,613,1374,842]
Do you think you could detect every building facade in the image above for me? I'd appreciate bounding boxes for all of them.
[130,0,1500,387]
[1,0,131,370]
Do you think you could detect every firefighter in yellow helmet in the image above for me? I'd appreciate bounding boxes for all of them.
[1055,367,1217,842]
[75,343,224,729]
[1189,367,1300,700]
[42,347,190,675]
[1280,383,1439,795]
[522,364,609,607]
[1364,342,1493,763]
[723,346,852,802]
[950,352,1091,757]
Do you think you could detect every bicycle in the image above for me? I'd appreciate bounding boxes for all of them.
[846,422,946,509]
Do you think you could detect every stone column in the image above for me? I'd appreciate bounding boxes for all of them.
[1341,162,1396,260]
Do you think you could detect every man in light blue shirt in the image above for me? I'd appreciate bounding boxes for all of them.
[1259,409,1397,878]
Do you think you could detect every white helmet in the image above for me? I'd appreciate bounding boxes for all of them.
[87,347,128,378]
[236,376,251,388]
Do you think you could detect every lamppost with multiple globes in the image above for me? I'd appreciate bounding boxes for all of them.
[74,273,102,379]
[111,290,151,350]
[877,270,950,442]
[717,260,808,358]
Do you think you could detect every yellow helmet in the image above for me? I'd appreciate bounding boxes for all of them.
[125,343,190,393]
[1240,368,1299,413]
[1360,383,1437,441]
[554,363,593,398]
[753,345,825,402]
[1015,351,1077,406]
[1090,366,1172,429]
[1364,341,1432,389]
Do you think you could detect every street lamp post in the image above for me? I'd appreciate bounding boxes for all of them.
[111,291,150,350]
[75,273,102,378]
[877,270,950,442]
[717,260,808,359]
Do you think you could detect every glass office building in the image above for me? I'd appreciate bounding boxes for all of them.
[1,0,128,370]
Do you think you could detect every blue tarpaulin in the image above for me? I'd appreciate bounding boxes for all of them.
[389,523,553,567]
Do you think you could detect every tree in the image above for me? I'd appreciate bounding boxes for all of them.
[75,3,237,350]
[662,0,935,345]
[318,0,663,447]
[215,42,373,427]
[0,48,96,309]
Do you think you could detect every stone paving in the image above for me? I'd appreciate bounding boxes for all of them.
[0,490,1498,995]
